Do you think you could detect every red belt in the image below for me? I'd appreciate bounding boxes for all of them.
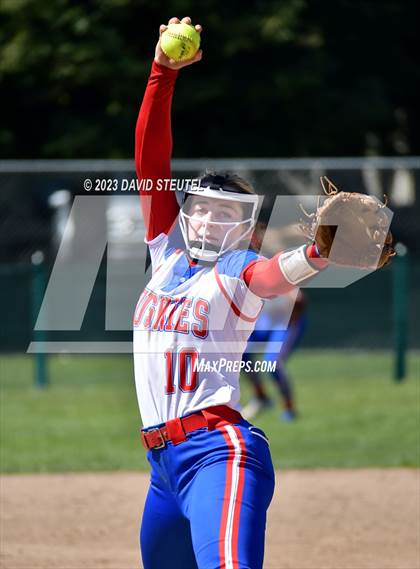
[141,405,242,450]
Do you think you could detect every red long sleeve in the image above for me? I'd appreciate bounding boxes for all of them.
[242,245,328,298]
[135,61,180,240]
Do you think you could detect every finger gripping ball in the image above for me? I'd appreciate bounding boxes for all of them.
[161,23,200,62]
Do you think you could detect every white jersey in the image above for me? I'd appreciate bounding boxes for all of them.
[133,233,264,428]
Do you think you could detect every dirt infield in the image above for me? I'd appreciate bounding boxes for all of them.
[1,469,419,569]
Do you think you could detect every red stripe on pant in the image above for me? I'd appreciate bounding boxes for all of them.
[217,425,247,569]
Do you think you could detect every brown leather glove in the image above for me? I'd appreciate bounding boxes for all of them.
[303,177,395,269]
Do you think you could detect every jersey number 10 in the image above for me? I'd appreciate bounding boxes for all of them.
[165,349,198,394]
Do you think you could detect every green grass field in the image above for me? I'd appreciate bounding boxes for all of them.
[1,351,419,473]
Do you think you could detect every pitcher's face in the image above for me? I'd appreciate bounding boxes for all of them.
[186,196,245,247]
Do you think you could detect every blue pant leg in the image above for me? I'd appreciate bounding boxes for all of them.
[265,318,307,403]
[243,329,271,390]
[186,424,275,569]
[140,465,198,569]
[277,315,307,361]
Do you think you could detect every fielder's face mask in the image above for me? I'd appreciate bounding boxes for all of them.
[179,182,261,263]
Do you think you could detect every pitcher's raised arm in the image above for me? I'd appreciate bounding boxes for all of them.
[135,17,203,241]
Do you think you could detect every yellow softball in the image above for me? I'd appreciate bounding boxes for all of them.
[161,23,201,62]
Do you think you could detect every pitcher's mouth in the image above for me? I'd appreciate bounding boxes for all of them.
[190,240,220,252]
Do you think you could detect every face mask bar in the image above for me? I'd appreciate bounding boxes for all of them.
[179,185,261,263]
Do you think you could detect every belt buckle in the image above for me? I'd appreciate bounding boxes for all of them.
[148,427,166,449]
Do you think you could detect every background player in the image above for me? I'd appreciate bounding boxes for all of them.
[241,289,307,421]
[241,220,308,421]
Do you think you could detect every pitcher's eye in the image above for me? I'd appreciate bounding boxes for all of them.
[217,209,240,222]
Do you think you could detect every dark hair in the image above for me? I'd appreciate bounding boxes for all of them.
[199,171,256,195]
[189,171,256,221]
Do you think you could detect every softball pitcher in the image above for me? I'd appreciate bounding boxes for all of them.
[133,16,394,569]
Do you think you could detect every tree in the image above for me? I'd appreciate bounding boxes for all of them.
[1,0,418,158]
